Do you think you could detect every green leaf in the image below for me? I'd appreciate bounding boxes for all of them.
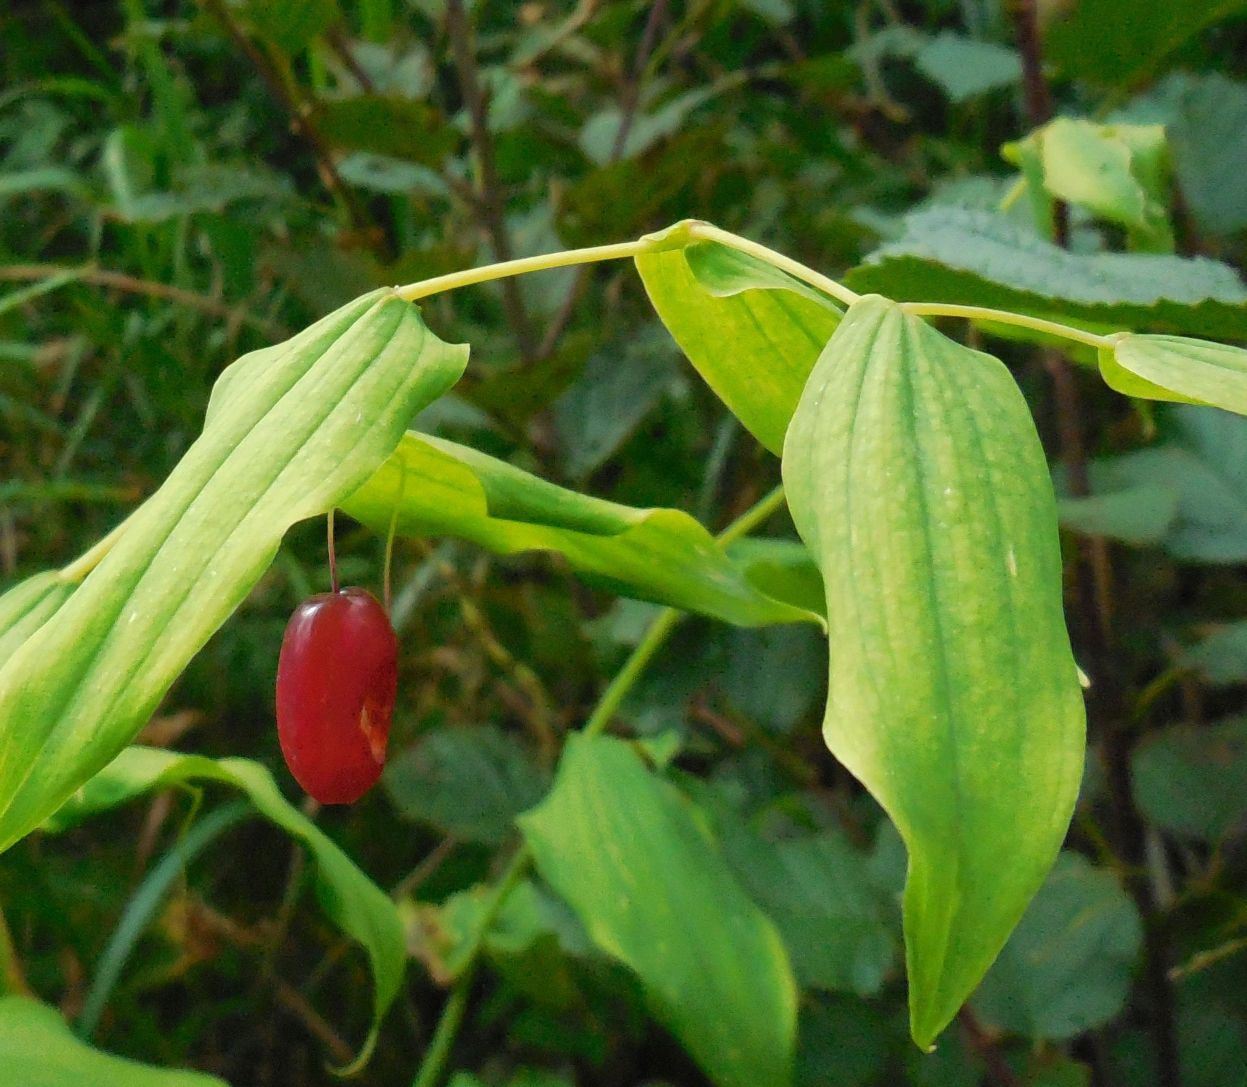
[913,33,1021,102]
[313,96,455,165]
[43,747,406,1068]
[239,0,341,53]
[383,725,549,845]
[0,996,226,1087]
[721,824,898,995]
[1162,73,1247,237]
[847,208,1247,338]
[1087,405,1247,562]
[1101,334,1247,416]
[1133,718,1247,840]
[519,734,797,1087]
[635,236,842,454]
[1184,621,1247,684]
[781,295,1085,1046]
[0,290,468,854]
[1043,0,1247,87]
[1056,483,1180,546]
[725,537,826,619]
[340,432,819,628]
[1003,120,1173,251]
[972,852,1142,1039]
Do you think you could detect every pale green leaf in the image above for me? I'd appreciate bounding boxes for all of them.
[519,734,797,1087]
[0,289,468,854]
[340,432,819,628]
[1056,483,1180,545]
[972,852,1142,1039]
[1087,405,1247,562]
[914,33,1021,102]
[847,208,1247,338]
[1163,73,1247,237]
[636,237,842,453]
[781,295,1085,1046]
[43,747,406,1068]
[0,996,226,1087]
[1133,718,1247,840]
[1102,334,1247,417]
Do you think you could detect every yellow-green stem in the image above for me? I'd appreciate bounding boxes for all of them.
[899,301,1118,350]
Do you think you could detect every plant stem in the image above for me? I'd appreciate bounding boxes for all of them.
[407,485,787,1087]
[685,222,861,307]
[898,302,1117,350]
[394,240,653,301]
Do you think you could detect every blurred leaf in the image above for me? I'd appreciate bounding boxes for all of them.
[1056,483,1180,545]
[722,825,898,995]
[383,725,548,845]
[43,747,406,1068]
[520,734,797,1087]
[553,323,680,478]
[580,86,720,165]
[973,852,1142,1039]
[341,433,821,628]
[914,33,1021,102]
[794,996,892,1087]
[0,996,226,1087]
[0,290,467,853]
[636,236,841,454]
[1087,405,1247,562]
[314,96,454,164]
[847,208,1247,338]
[1101,335,1247,416]
[1044,0,1247,87]
[782,295,1085,1046]
[1184,621,1247,684]
[718,624,826,734]
[1133,718,1247,840]
[1162,73,1247,236]
[238,0,340,54]
[0,167,90,202]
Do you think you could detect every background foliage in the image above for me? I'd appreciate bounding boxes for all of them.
[2,1,1247,1086]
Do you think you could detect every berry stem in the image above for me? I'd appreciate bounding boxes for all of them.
[327,508,339,594]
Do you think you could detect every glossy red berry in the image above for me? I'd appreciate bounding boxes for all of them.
[276,587,397,804]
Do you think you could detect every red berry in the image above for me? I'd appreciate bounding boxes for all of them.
[276,587,397,804]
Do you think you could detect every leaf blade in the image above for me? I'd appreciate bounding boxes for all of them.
[781,295,1085,1045]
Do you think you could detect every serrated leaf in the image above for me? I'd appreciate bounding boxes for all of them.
[0,996,226,1087]
[781,295,1085,1046]
[1133,718,1247,840]
[636,236,841,454]
[340,433,819,628]
[0,290,467,854]
[42,747,405,1069]
[847,208,1247,338]
[519,734,797,1087]
[1101,334,1247,416]
[972,852,1142,1040]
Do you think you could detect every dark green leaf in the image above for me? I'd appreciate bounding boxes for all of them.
[973,852,1142,1039]
[313,97,455,165]
[383,725,548,845]
[1133,718,1247,840]
[847,208,1247,338]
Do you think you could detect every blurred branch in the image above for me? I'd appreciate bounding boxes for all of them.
[199,0,375,241]
[0,263,287,338]
[1008,5,1180,1087]
[444,0,537,360]
[538,0,671,359]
